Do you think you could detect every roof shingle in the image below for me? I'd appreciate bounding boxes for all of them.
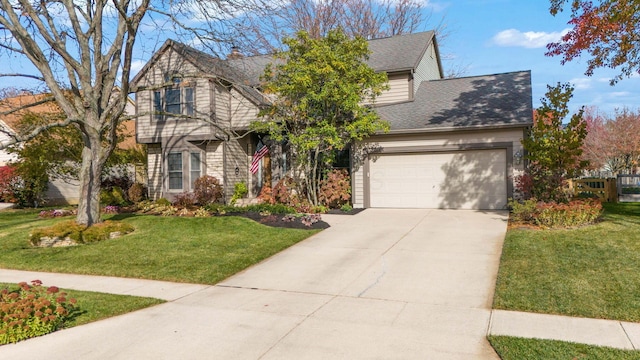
[376,71,533,131]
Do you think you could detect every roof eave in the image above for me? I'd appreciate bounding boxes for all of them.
[380,122,533,135]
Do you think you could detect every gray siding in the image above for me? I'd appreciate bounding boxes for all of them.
[135,48,225,142]
[230,88,260,129]
[205,141,224,182]
[223,138,250,202]
[413,43,442,93]
[147,144,163,200]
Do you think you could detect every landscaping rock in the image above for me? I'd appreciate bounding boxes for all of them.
[36,236,77,248]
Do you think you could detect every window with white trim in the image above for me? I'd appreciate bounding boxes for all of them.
[168,152,183,190]
[190,152,201,189]
[153,78,195,120]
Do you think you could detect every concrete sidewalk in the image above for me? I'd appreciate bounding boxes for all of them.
[2,269,639,353]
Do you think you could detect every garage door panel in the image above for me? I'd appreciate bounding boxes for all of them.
[369,150,507,210]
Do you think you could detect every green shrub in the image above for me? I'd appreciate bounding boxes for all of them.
[29,220,134,245]
[80,221,135,243]
[100,186,128,206]
[340,203,353,212]
[155,198,171,206]
[230,182,248,205]
[193,175,223,205]
[508,198,538,223]
[246,203,297,214]
[29,220,85,246]
[0,280,77,345]
[534,199,603,228]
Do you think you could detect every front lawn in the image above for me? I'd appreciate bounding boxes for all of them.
[493,202,640,322]
[489,336,640,360]
[0,210,319,284]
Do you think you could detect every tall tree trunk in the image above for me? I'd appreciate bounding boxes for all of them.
[76,134,106,226]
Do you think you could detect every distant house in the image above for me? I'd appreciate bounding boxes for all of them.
[0,92,137,205]
[132,31,533,209]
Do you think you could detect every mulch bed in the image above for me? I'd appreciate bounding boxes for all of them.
[227,212,330,230]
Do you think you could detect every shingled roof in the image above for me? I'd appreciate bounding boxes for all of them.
[375,71,533,132]
[366,31,437,72]
[138,30,439,90]
[131,40,270,106]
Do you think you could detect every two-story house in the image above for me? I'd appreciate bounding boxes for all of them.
[132,31,532,209]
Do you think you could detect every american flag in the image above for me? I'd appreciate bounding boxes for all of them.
[250,144,269,174]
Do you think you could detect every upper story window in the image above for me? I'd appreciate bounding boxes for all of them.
[153,77,195,120]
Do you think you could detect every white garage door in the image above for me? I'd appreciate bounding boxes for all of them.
[368,149,507,209]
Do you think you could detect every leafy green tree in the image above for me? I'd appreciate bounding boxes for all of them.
[7,111,143,206]
[253,29,389,205]
[522,83,588,202]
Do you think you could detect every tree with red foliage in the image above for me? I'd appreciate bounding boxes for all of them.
[547,0,640,84]
[581,107,640,175]
[581,106,611,172]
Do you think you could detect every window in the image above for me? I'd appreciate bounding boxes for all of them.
[185,87,194,115]
[165,88,182,114]
[153,86,195,120]
[168,152,183,190]
[190,152,201,189]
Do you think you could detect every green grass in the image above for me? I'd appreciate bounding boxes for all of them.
[1,283,164,328]
[489,336,640,359]
[493,202,640,322]
[0,210,319,284]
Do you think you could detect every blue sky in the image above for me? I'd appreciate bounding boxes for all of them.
[2,0,639,117]
[433,0,640,116]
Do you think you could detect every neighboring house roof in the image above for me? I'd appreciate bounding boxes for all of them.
[0,92,137,150]
[376,70,533,132]
[0,93,60,134]
[366,31,437,73]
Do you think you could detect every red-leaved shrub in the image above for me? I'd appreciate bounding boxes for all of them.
[0,165,19,202]
[172,192,195,208]
[515,173,534,200]
[319,169,351,208]
[193,175,223,205]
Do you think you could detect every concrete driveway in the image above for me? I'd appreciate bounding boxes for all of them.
[0,209,508,359]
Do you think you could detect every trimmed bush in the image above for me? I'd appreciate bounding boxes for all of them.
[0,280,77,345]
[507,198,538,223]
[29,220,134,246]
[193,176,223,205]
[508,198,603,229]
[535,199,603,228]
